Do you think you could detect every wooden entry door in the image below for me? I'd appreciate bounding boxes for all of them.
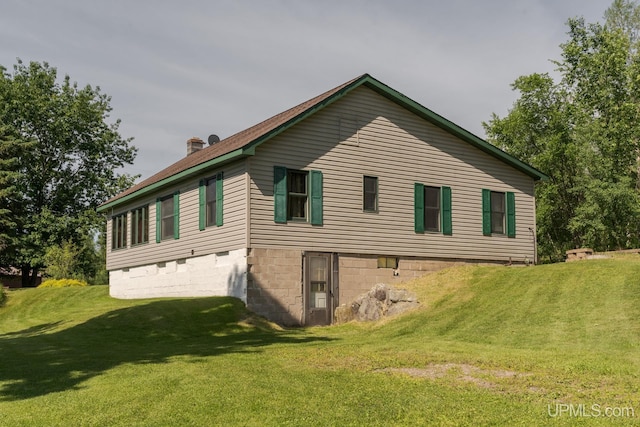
[304,252,335,326]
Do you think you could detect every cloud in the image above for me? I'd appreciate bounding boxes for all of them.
[0,0,609,180]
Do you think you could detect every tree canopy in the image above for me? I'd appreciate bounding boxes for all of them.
[0,124,24,254]
[484,0,640,261]
[0,60,137,284]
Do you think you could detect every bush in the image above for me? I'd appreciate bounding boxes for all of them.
[0,282,6,307]
[44,241,80,280]
[38,278,89,288]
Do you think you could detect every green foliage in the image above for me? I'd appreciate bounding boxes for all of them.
[42,232,109,285]
[43,241,79,280]
[37,278,88,288]
[0,59,138,282]
[484,0,640,260]
[90,229,109,285]
[0,282,5,307]
[0,124,27,259]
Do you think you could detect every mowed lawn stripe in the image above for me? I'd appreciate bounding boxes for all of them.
[1,258,639,425]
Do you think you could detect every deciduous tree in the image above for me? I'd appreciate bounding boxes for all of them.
[485,0,640,260]
[0,60,137,284]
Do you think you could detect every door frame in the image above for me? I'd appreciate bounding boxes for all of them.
[303,252,338,326]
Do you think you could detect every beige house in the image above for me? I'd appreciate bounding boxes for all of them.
[98,74,546,326]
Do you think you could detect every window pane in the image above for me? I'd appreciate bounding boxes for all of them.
[491,212,504,234]
[162,217,174,239]
[206,201,216,226]
[133,211,138,244]
[131,211,137,245]
[289,195,307,219]
[364,192,377,211]
[162,197,174,218]
[206,178,216,201]
[310,257,327,281]
[309,256,327,309]
[288,172,306,194]
[377,256,398,269]
[363,176,377,211]
[137,217,142,243]
[490,192,505,234]
[424,187,440,231]
[491,192,505,213]
[116,218,120,248]
[425,186,440,208]
[142,207,148,242]
[131,206,149,245]
[364,176,376,192]
[161,197,174,239]
[111,221,115,249]
[425,208,440,231]
[286,170,308,220]
[112,218,117,249]
[206,177,217,227]
[112,214,127,249]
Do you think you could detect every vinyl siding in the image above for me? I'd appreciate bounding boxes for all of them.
[248,86,536,262]
[106,160,247,270]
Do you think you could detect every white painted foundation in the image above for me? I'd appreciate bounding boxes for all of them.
[109,248,247,302]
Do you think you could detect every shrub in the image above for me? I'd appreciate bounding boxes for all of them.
[0,282,6,307]
[44,241,80,280]
[38,278,89,288]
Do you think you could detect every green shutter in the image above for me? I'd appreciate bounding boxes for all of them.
[274,166,287,223]
[506,191,516,238]
[482,189,491,236]
[414,183,424,233]
[155,198,161,243]
[198,180,206,231]
[442,186,452,235]
[310,170,323,225]
[216,172,224,226]
[173,191,180,239]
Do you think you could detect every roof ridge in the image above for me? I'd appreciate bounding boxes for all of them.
[98,72,545,212]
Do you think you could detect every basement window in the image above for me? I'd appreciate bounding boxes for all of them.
[377,256,398,269]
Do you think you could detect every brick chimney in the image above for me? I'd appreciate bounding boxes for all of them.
[186,137,204,155]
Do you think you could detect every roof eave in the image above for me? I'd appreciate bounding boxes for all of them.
[360,78,548,181]
[99,73,547,214]
[97,147,252,213]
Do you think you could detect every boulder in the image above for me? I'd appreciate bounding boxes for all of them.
[335,283,419,323]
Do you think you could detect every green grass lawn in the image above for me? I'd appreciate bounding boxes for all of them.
[1,258,639,426]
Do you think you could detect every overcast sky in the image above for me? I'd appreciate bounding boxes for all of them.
[1,0,608,181]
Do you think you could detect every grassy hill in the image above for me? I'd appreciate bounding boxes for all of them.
[1,258,639,425]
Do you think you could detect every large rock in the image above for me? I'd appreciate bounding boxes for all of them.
[336,283,419,323]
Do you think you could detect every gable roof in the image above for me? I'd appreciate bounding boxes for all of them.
[98,73,547,212]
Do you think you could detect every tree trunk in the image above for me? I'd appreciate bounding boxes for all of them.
[21,265,39,287]
[20,265,31,287]
[30,267,39,287]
